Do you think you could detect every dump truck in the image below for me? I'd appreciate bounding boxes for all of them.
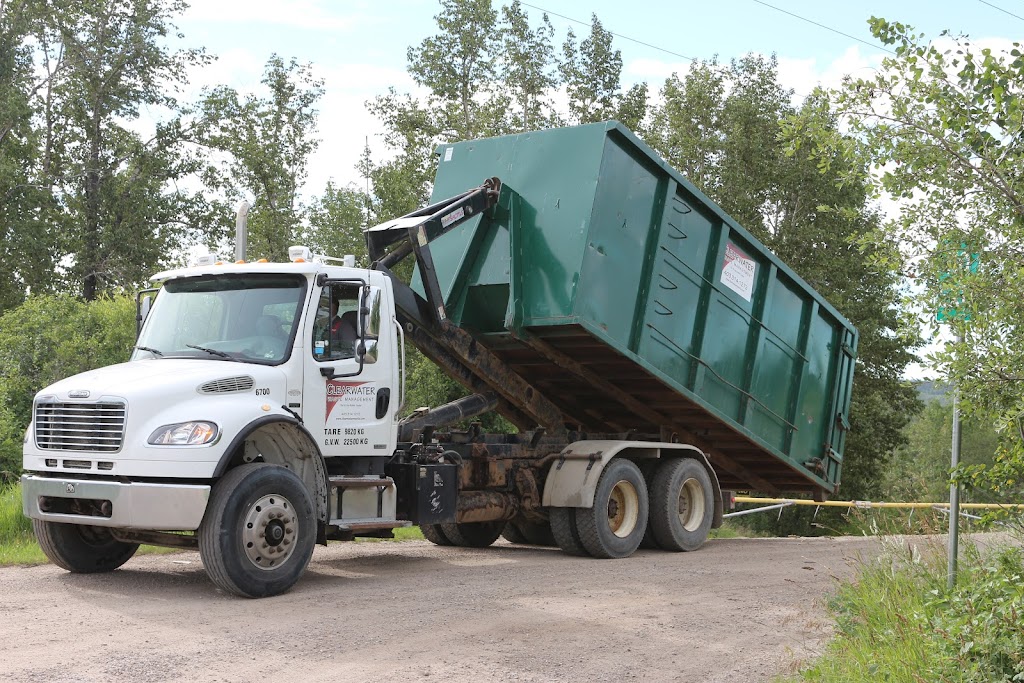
[21,122,857,597]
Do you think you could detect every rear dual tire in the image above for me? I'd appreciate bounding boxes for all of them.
[502,520,556,546]
[550,457,715,558]
[552,459,649,559]
[420,521,505,548]
[649,458,714,552]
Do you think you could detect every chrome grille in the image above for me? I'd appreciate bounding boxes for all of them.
[199,375,254,394]
[34,401,126,453]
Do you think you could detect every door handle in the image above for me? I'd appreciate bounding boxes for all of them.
[375,388,391,419]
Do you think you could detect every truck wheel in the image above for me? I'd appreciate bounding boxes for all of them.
[574,458,649,559]
[501,522,527,544]
[518,520,556,546]
[33,520,139,573]
[420,524,454,545]
[549,507,588,556]
[650,457,715,552]
[439,521,505,548]
[638,461,661,550]
[199,463,315,598]
[502,520,555,546]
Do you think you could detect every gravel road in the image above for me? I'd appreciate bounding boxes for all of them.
[0,535,909,682]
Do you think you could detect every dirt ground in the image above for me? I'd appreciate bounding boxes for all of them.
[0,534,913,682]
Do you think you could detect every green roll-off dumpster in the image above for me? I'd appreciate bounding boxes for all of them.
[414,121,857,498]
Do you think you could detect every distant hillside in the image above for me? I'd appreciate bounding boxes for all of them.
[916,381,951,405]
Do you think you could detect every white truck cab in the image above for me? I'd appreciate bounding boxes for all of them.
[22,249,413,597]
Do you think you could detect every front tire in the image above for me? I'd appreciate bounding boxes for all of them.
[649,458,714,552]
[199,464,316,598]
[33,520,138,573]
[574,458,649,559]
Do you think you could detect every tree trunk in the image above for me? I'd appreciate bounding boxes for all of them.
[82,108,101,301]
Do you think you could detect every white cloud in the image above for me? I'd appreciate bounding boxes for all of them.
[625,57,694,83]
[315,63,416,93]
[182,0,369,32]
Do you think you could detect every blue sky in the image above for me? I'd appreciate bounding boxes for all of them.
[170,0,1021,193]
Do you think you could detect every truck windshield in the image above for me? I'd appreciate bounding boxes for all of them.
[134,274,307,364]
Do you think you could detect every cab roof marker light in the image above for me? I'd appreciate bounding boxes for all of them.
[313,254,357,268]
[289,246,312,263]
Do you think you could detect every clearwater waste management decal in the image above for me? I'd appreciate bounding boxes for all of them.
[721,242,756,302]
[325,380,376,423]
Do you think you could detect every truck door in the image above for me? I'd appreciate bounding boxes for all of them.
[302,279,398,459]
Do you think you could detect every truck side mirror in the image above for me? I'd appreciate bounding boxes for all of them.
[136,292,155,338]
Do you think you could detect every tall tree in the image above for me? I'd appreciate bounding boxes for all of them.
[44,0,211,299]
[792,19,1024,418]
[499,0,559,131]
[792,19,1024,514]
[0,0,216,301]
[0,0,50,311]
[406,0,500,141]
[304,182,369,265]
[198,55,323,262]
[559,15,647,130]
[648,60,724,192]
[365,0,507,227]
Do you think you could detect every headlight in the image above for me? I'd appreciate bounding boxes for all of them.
[148,421,219,445]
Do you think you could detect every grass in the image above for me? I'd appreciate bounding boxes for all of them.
[0,484,43,565]
[785,536,1024,682]
[711,519,766,539]
[356,525,425,542]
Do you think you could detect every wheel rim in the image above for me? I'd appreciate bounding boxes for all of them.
[242,494,298,570]
[678,477,706,532]
[607,480,640,538]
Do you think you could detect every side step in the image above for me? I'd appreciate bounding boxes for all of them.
[327,476,406,530]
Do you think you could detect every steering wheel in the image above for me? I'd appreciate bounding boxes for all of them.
[245,336,286,359]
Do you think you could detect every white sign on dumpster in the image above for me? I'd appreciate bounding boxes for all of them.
[721,242,756,302]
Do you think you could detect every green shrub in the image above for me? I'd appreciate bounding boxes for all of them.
[0,294,136,480]
[795,539,1024,682]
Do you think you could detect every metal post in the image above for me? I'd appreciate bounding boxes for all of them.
[235,201,250,262]
[947,330,964,590]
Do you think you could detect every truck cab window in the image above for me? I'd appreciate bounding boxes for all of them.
[133,274,305,364]
[314,285,360,362]
[312,285,382,363]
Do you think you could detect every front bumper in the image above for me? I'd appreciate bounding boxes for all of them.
[21,474,211,531]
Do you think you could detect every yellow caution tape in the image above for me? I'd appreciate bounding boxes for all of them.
[733,496,1024,510]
